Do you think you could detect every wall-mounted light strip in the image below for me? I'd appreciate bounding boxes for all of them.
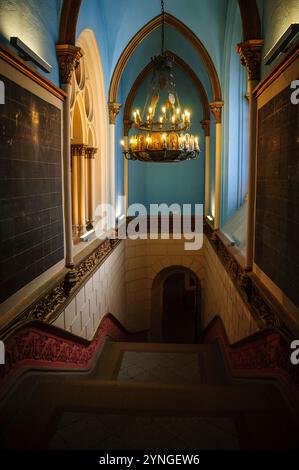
[264,24,299,65]
[10,37,52,73]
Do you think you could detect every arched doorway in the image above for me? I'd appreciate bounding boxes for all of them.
[151,266,201,344]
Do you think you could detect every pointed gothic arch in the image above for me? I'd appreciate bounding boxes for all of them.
[58,0,262,49]
[238,0,261,41]
[109,13,222,103]
[123,50,210,134]
[58,0,82,45]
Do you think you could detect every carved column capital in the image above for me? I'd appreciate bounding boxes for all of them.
[56,44,83,85]
[108,102,122,124]
[71,143,88,157]
[236,40,264,82]
[200,120,211,136]
[85,147,98,159]
[209,101,224,124]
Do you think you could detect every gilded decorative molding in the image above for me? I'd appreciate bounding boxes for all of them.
[56,44,83,85]
[85,147,98,159]
[31,239,121,322]
[108,102,122,124]
[209,101,224,124]
[200,120,210,137]
[0,239,122,338]
[203,219,292,337]
[236,39,264,82]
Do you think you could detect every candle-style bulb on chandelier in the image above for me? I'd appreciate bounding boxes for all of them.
[121,0,200,163]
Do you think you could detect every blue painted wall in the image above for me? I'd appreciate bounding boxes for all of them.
[76,0,110,99]
[0,0,62,85]
[120,25,213,104]
[95,0,228,82]
[125,63,205,212]
[221,1,248,225]
[0,0,255,225]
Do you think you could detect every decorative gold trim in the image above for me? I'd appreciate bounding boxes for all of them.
[58,0,82,45]
[253,43,299,97]
[108,102,122,124]
[0,45,66,101]
[109,13,222,105]
[236,39,264,81]
[123,50,210,134]
[56,44,83,85]
[204,219,293,338]
[209,101,224,124]
[0,239,122,338]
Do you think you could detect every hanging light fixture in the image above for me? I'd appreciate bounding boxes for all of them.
[121,0,200,163]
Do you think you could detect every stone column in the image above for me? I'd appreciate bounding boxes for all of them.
[56,44,83,266]
[71,144,87,236]
[78,144,87,235]
[209,101,224,230]
[201,120,211,217]
[71,144,79,235]
[237,40,263,269]
[85,147,97,229]
[108,102,122,225]
[123,119,132,214]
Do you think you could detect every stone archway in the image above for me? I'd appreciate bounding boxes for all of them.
[58,1,262,61]
[109,12,222,104]
[151,266,201,343]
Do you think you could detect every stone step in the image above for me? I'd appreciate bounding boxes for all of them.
[91,340,228,384]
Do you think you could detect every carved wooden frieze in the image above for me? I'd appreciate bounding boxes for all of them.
[203,220,291,337]
[1,239,122,338]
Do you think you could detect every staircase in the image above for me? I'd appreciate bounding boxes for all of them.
[0,317,298,450]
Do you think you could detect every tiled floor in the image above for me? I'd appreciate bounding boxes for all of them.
[117,352,202,384]
[48,412,240,450]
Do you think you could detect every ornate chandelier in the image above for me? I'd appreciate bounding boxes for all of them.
[121,0,200,163]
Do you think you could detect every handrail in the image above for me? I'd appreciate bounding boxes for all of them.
[0,313,148,392]
[203,315,299,405]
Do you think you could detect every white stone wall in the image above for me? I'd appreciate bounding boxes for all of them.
[124,237,205,332]
[203,235,258,343]
[52,242,126,339]
[52,236,258,343]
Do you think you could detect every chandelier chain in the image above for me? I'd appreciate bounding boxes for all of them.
[120,0,200,162]
[161,0,165,55]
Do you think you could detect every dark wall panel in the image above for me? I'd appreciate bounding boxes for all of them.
[255,84,299,306]
[0,75,64,303]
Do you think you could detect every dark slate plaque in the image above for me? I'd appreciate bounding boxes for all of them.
[0,75,64,303]
[255,84,299,306]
